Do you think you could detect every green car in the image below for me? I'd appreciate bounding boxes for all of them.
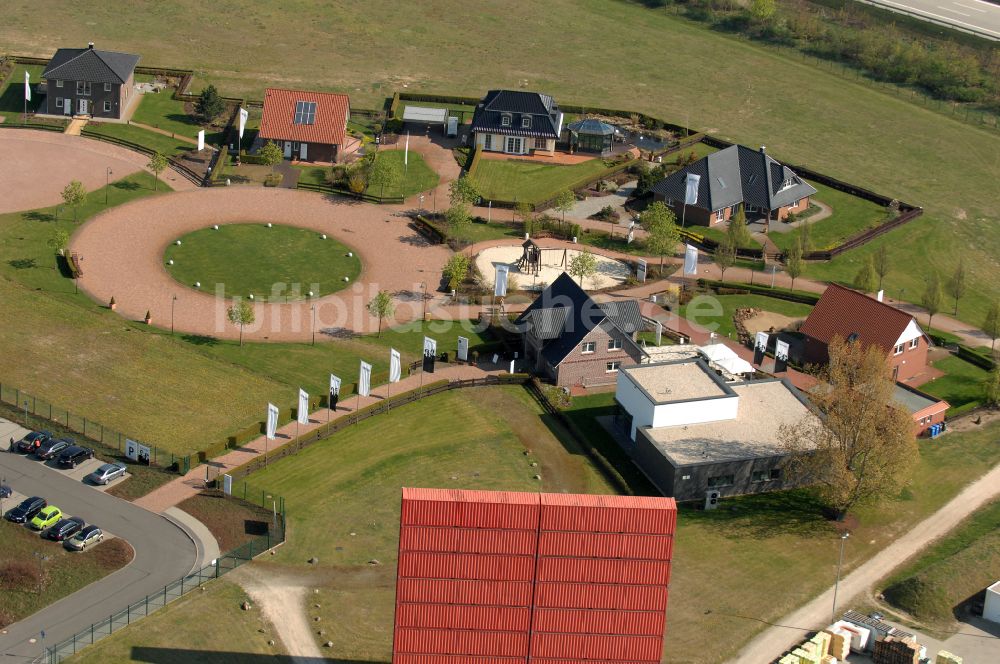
[29,506,62,531]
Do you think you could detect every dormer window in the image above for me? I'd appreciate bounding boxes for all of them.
[521,116,531,129]
[501,114,511,127]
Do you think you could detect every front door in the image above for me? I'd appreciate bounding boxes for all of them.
[78,99,88,115]
[299,143,308,160]
[505,136,523,154]
[283,141,292,158]
[63,101,71,116]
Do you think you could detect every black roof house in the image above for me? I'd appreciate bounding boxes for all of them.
[470,90,563,139]
[43,45,140,84]
[651,144,816,212]
[515,273,644,367]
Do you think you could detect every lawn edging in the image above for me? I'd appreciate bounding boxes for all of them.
[697,278,821,305]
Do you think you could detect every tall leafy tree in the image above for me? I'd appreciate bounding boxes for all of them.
[853,255,878,293]
[872,244,890,291]
[449,176,481,206]
[445,203,472,240]
[196,84,226,121]
[368,154,401,199]
[553,189,576,229]
[922,271,943,329]
[728,206,754,249]
[367,290,395,338]
[227,300,256,347]
[947,258,967,316]
[147,152,168,191]
[640,201,679,273]
[713,233,737,282]
[442,254,471,291]
[568,249,598,287]
[258,141,284,172]
[785,240,803,291]
[47,229,70,257]
[61,180,87,222]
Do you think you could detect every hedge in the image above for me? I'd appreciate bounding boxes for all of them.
[466,145,484,177]
[209,145,229,184]
[956,344,997,371]
[697,279,821,305]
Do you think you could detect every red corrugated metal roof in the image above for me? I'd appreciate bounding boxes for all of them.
[396,578,533,607]
[258,87,349,146]
[800,283,918,355]
[394,628,529,657]
[539,494,676,510]
[537,531,673,561]
[535,558,671,585]
[533,582,669,611]
[399,552,536,581]
[540,505,677,535]
[401,526,538,555]
[394,656,525,664]
[530,632,662,660]
[532,607,666,636]
[397,603,530,632]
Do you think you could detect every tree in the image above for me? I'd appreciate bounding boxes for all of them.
[553,189,576,229]
[515,201,534,230]
[640,201,679,273]
[873,244,890,291]
[922,271,943,329]
[195,84,226,121]
[985,366,1000,408]
[947,258,967,316]
[147,152,168,191]
[347,166,368,197]
[853,255,878,293]
[258,141,284,172]
[367,290,395,338]
[61,180,87,222]
[367,154,401,199]
[227,300,255,347]
[449,176,481,206]
[445,203,472,239]
[568,249,598,287]
[984,301,1000,352]
[442,254,471,291]
[780,336,918,520]
[797,221,812,253]
[749,0,777,22]
[785,240,803,291]
[727,206,753,248]
[47,229,70,257]
[713,233,737,282]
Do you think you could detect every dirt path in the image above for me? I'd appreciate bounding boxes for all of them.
[728,457,1000,663]
[232,565,323,663]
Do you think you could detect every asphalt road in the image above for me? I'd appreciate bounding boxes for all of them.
[859,0,1000,39]
[0,449,197,662]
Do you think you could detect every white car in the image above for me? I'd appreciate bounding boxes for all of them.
[64,525,104,551]
[86,462,127,485]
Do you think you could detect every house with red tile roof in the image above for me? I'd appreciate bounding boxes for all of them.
[257,87,352,163]
[800,283,930,383]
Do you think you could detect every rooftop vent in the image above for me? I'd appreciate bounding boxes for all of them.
[88,42,94,49]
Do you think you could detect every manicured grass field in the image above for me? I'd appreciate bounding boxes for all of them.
[678,293,814,339]
[296,149,438,199]
[0,520,132,628]
[921,354,990,414]
[0,63,44,118]
[163,224,361,301]
[129,91,203,139]
[769,181,888,254]
[470,157,615,205]
[83,122,193,156]
[695,225,762,250]
[67,577,283,663]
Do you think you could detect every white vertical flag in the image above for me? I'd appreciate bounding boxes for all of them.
[684,173,700,206]
[297,389,309,425]
[24,71,31,102]
[238,107,249,142]
[494,265,509,298]
[683,244,698,275]
[457,336,469,362]
[637,259,647,283]
[389,349,401,383]
[197,129,205,151]
[404,131,409,166]
[266,403,279,440]
[329,374,341,410]
[359,361,372,397]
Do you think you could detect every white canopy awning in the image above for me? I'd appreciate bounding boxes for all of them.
[698,343,755,375]
[402,106,449,124]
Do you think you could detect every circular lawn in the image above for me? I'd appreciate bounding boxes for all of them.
[163,223,361,301]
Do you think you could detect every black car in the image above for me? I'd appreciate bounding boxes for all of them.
[45,516,85,542]
[35,438,72,461]
[14,430,52,454]
[5,496,47,523]
[57,446,94,469]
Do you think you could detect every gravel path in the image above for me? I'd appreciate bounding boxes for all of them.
[232,565,323,663]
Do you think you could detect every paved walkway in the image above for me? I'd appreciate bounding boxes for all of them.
[728,459,1000,663]
[134,363,500,512]
[64,118,87,136]
[130,120,201,146]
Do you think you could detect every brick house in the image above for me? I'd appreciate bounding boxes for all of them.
[515,273,646,388]
[470,90,563,156]
[650,144,816,227]
[893,383,949,436]
[41,43,139,119]
[800,284,931,383]
[257,88,352,163]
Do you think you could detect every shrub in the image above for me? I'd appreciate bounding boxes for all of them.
[0,561,42,591]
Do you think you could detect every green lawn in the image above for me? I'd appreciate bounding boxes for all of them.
[296,149,438,199]
[82,122,193,156]
[0,63,44,118]
[770,181,889,254]
[66,577,283,664]
[921,354,990,413]
[163,224,361,301]
[678,293,814,340]
[470,157,616,205]
[0,520,132,628]
[693,225,762,251]
[129,91,204,139]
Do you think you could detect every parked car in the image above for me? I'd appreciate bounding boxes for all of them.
[64,525,103,551]
[45,516,85,542]
[86,462,127,485]
[29,505,62,531]
[57,446,95,469]
[0,482,11,499]
[5,496,46,523]
[35,438,72,461]
[14,430,52,454]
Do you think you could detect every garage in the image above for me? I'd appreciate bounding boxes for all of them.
[401,106,455,136]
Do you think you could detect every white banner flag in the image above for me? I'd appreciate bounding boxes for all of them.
[637,259,647,283]
[423,337,437,357]
[297,389,309,425]
[684,244,698,275]
[197,129,205,151]
[494,265,509,298]
[776,340,790,361]
[404,131,409,166]
[627,229,634,244]
[457,336,469,362]
[755,331,770,351]
[359,361,372,397]
[685,173,700,206]
[389,349,401,383]
[238,107,249,141]
[222,473,233,496]
[266,403,279,440]
[24,70,30,102]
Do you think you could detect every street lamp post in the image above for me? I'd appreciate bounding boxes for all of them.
[311,305,316,346]
[420,282,427,321]
[105,167,113,204]
[832,532,850,623]
[171,294,177,336]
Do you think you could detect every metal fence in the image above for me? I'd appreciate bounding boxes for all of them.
[45,493,285,664]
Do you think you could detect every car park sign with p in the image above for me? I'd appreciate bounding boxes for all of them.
[125,439,151,464]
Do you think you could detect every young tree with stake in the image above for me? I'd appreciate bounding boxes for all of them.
[61,180,87,222]
[367,290,395,338]
[713,233,737,282]
[227,300,255,347]
[553,189,575,230]
[922,271,943,329]
[640,201,679,274]
[785,240,803,291]
[872,244,890,291]
[147,152,168,191]
[445,203,472,241]
[568,249,598,287]
[449,176,481,207]
[984,301,1000,352]
[47,229,70,257]
[947,258,967,316]
[853,255,878,293]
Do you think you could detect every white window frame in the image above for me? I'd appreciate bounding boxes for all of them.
[103,100,112,112]
[104,82,112,92]
[894,344,904,355]
[501,114,511,127]
[534,137,547,149]
[55,97,63,108]
[483,134,492,150]
[606,361,621,373]
[581,341,596,354]
[608,338,623,351]
[76,81,91,96]
[521,116,531,129]
[909,338,919,350]
[55,79,64,88]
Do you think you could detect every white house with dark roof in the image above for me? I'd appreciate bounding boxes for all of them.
[470,89,563,156]
[42,43,139,119]
[651,144,816,226]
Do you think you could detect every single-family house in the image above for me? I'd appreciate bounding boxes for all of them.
[42,43,139,119]
[893,383,949,436]
[651,144,816,227]
[258,88,351,163]
[470,90,563,156]
[515,273,646,388]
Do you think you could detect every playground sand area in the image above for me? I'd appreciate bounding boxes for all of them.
[474,244,631,292]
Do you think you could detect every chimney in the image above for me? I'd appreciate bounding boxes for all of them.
[876,289,884,302]
[760,145,766,154]
[88,42,94,49]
